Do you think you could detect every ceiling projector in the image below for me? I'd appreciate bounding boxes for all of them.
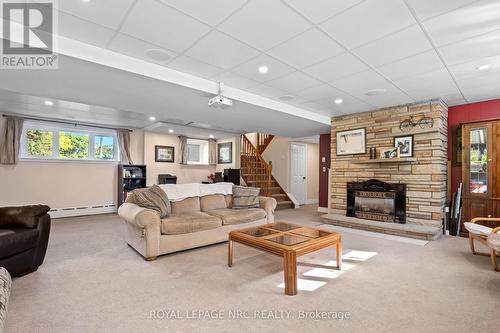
[208,82,233,109]
[208,95,233,108]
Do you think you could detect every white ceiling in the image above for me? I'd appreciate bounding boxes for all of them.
[2,0,500,134]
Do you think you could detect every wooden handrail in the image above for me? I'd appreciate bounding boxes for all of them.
[256,133,274,154]
[241,134,273,196]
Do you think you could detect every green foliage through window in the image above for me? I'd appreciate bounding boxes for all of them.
[26,129,53,157]
[59,131,89,159]
[94,135,114,159]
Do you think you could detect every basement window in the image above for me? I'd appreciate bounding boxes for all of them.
[186,139,209,165]
[20,120,119,162]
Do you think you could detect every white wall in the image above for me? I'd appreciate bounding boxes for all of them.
[261,135,319,202]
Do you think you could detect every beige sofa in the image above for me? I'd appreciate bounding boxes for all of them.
[118,192,276,260]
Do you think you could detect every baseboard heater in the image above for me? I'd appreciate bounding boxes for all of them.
[49,204,117,218]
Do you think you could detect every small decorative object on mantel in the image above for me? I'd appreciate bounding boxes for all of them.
[380,147,400,159]
[218,142,232,164]
[394,135,414,158]
[155,145,175,163]
[336,128,366,155]
[369,147,377,159]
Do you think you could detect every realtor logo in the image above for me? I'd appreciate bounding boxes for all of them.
[1,0,58,69]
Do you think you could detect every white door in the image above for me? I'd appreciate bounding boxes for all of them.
[290,143,307,205]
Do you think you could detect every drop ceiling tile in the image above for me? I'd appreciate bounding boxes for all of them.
[463,86,500,103]
[58,12,115,47]
[394,69,460,101]
[329,99,374,116]
[377,50,444,81]
[245,84,288,98]
[59,0,135,30]
[360,91,414,108]
[423,1,500,46]
[296,84,342,101]
[284,0,365,24]
[120,1,211,53]
[185,30,259,69]
[167,56,224,79]
[265,72,322,93]
[449,54,500,84]
[320,0,416,49]
[406,0,479,21]
[330,70,390,98]
[439,29,500,65]
[353,25,433,67]
[211,71,260,89]
[441,92,467,106]
[159,0,247,26]
[232,54,295,82]
[108,33,178,65]
[302,52,368,82]
[267,28,344,69]
[217,0,311,51]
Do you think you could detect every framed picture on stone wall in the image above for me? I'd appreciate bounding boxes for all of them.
[336,128,366,155]
[394,135,414,158]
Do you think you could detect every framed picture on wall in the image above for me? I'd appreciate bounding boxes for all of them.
[380,147,400,159]
[394,135,414,157]
[155,145,175,163]
[336,128,366,155]
[218,142,232,164]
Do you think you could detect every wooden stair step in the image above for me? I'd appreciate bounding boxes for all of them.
[275,201,294,210]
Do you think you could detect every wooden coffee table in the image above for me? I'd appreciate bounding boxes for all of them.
[228,222,342,296]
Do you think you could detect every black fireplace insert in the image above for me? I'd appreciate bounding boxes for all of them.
[347,179,406,223]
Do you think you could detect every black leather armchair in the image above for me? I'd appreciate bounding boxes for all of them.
[0,205,51,277]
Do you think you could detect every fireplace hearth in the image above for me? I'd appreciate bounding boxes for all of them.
[347,179,406,223]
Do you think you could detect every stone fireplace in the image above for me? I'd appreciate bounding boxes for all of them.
[347,179,406,223]
[324,100,448,239]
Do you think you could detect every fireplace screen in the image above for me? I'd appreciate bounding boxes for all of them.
[354,191,396,222]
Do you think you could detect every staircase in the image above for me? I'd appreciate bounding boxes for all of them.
[240,134,294,210]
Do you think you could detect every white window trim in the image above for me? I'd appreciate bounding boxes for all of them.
[20,120,120,163]
[186,138,209,165]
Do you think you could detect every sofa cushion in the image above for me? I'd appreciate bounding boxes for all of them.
[132,185,171,218]
[0,228,39,258]
[161,212,222,235]
[232,186,260,209]
[206,208,266,225]
[200,194,227,212]
[225,195,233,209]
[170,197,201,214]
[0,205,50,228]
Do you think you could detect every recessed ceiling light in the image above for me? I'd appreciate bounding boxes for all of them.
[149,116,156,121]
[209,134,214,138]
[476,64,491,71]
[365,89,386,96]
[81,0,92,3]
[44,100,53,106]
[168,129,174,133]
[334,98,343,104]
[145,49,172,62]
[258,65,269,74]
[279,95,294,101]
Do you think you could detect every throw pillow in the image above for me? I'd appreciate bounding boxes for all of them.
[232,186,260,209]
[133,185,171,218]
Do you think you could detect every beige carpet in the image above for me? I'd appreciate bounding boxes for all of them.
[5,206,500,333]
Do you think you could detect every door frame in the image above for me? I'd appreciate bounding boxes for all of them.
[290,142,308,205]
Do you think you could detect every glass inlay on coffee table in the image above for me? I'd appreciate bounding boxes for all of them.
[228,222,342,296]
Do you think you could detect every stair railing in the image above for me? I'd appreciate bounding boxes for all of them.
[241,134,273,196]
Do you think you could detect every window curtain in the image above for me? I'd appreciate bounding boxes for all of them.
[234,135,242,169]
[208,139,217,165]
[179,136,188,164]
[117,129,133,165]
[0,116,24,165]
